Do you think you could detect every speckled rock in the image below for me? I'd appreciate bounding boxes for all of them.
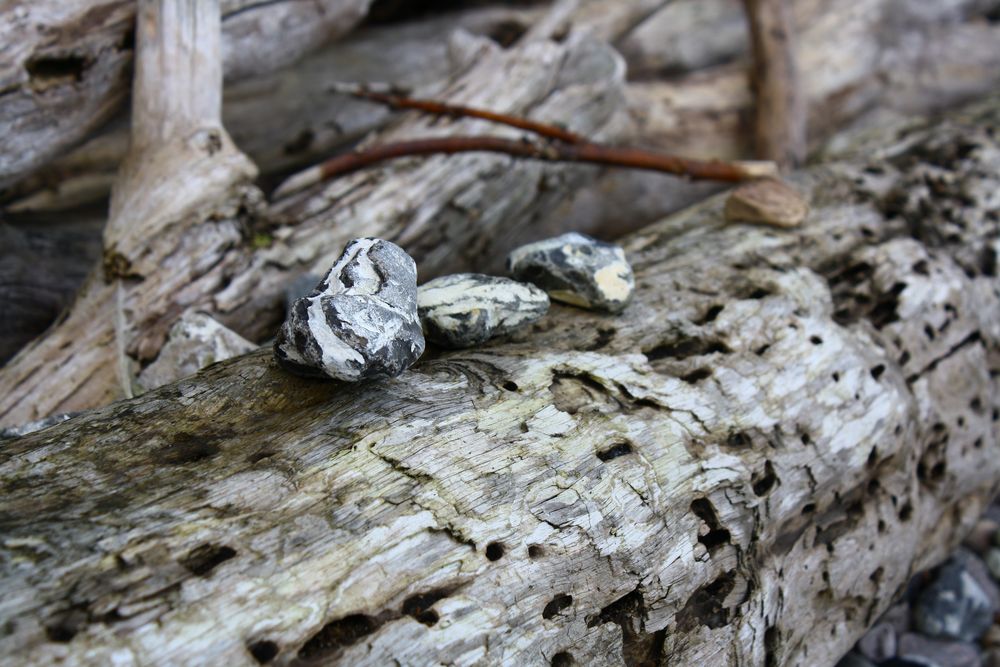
[913,551,997,642]
[138,311,256,390]
[417,274,549,348]
[506,232,634,313]
[274,238,424,381]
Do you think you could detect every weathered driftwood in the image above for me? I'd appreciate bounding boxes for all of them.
[0,23,631,427]
[0,0,371,188]
[543,0,1000,241]
[1,99,998,666]
[7,0,1000,220]
[1,0,670,213]
[626,0,1000,160]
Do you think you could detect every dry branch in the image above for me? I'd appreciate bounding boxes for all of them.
[1,98,998,666]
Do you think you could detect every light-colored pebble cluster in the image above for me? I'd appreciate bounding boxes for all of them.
[275,232,635,379]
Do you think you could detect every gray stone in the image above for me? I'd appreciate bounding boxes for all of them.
[138,311,256,390]
[897,632,981,667]
[417,274,549,349]
[506,232,634,313]
[835,652,876,667]
[274,238,424,381]
[856,621,896,663]
[913,551,997,642]
[957,548,1000,607]
[964,518,1000,556]
[987,548,1000,581]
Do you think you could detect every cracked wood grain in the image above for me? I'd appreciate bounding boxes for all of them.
[0,97,998,666]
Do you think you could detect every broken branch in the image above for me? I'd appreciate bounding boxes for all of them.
[330,82,588,144]
[274,136,777,199]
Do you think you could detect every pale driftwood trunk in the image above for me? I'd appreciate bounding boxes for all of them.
[0,23,632,427]
[0,0,370,188]
[1,97,998,667]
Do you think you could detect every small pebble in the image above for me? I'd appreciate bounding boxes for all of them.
[506,232,634,313]
[417,274,549,348]
[913,551,997,642]
[881,602,912,636]
[835,652,876,667]
[856,621,896,663]
[983,623,1000,649]
[724,178,809,228]
[138,311,256,390]
[897,632,981,667]
[274,238,424,381]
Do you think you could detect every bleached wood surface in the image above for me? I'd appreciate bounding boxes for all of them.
[1,97,998,667]
[0,0,371,188]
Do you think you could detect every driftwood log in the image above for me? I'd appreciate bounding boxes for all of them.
[0,16,635,426]
[0,0,372,188]
[8,0,1000,216]
[1,94,999,666]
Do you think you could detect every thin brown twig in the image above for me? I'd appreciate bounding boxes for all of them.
[273,135,777,200]
[330,82,587,144]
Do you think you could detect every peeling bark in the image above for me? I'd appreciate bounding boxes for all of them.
[0,97,998,666]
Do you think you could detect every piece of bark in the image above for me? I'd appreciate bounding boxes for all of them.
[0,28,630,427]
[0,0,371,189]
[1,98,998,666]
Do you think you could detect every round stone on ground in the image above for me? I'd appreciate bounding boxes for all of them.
[418,273,549,348]
[506,232,634,313]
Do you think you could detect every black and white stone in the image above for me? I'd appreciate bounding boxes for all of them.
[417,274,549,348]
[506,232,634,313]
[912,550,997,642]
[274,238,424,381]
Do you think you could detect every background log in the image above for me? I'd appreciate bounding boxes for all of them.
[0,0,371,188]
[1,96,998,666]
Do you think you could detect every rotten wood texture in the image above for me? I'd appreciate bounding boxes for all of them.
[0,28,632,427]
[741,0,805,167]
[1,99,999,666]
[0,0,371,188]
[540,0,1000,242]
